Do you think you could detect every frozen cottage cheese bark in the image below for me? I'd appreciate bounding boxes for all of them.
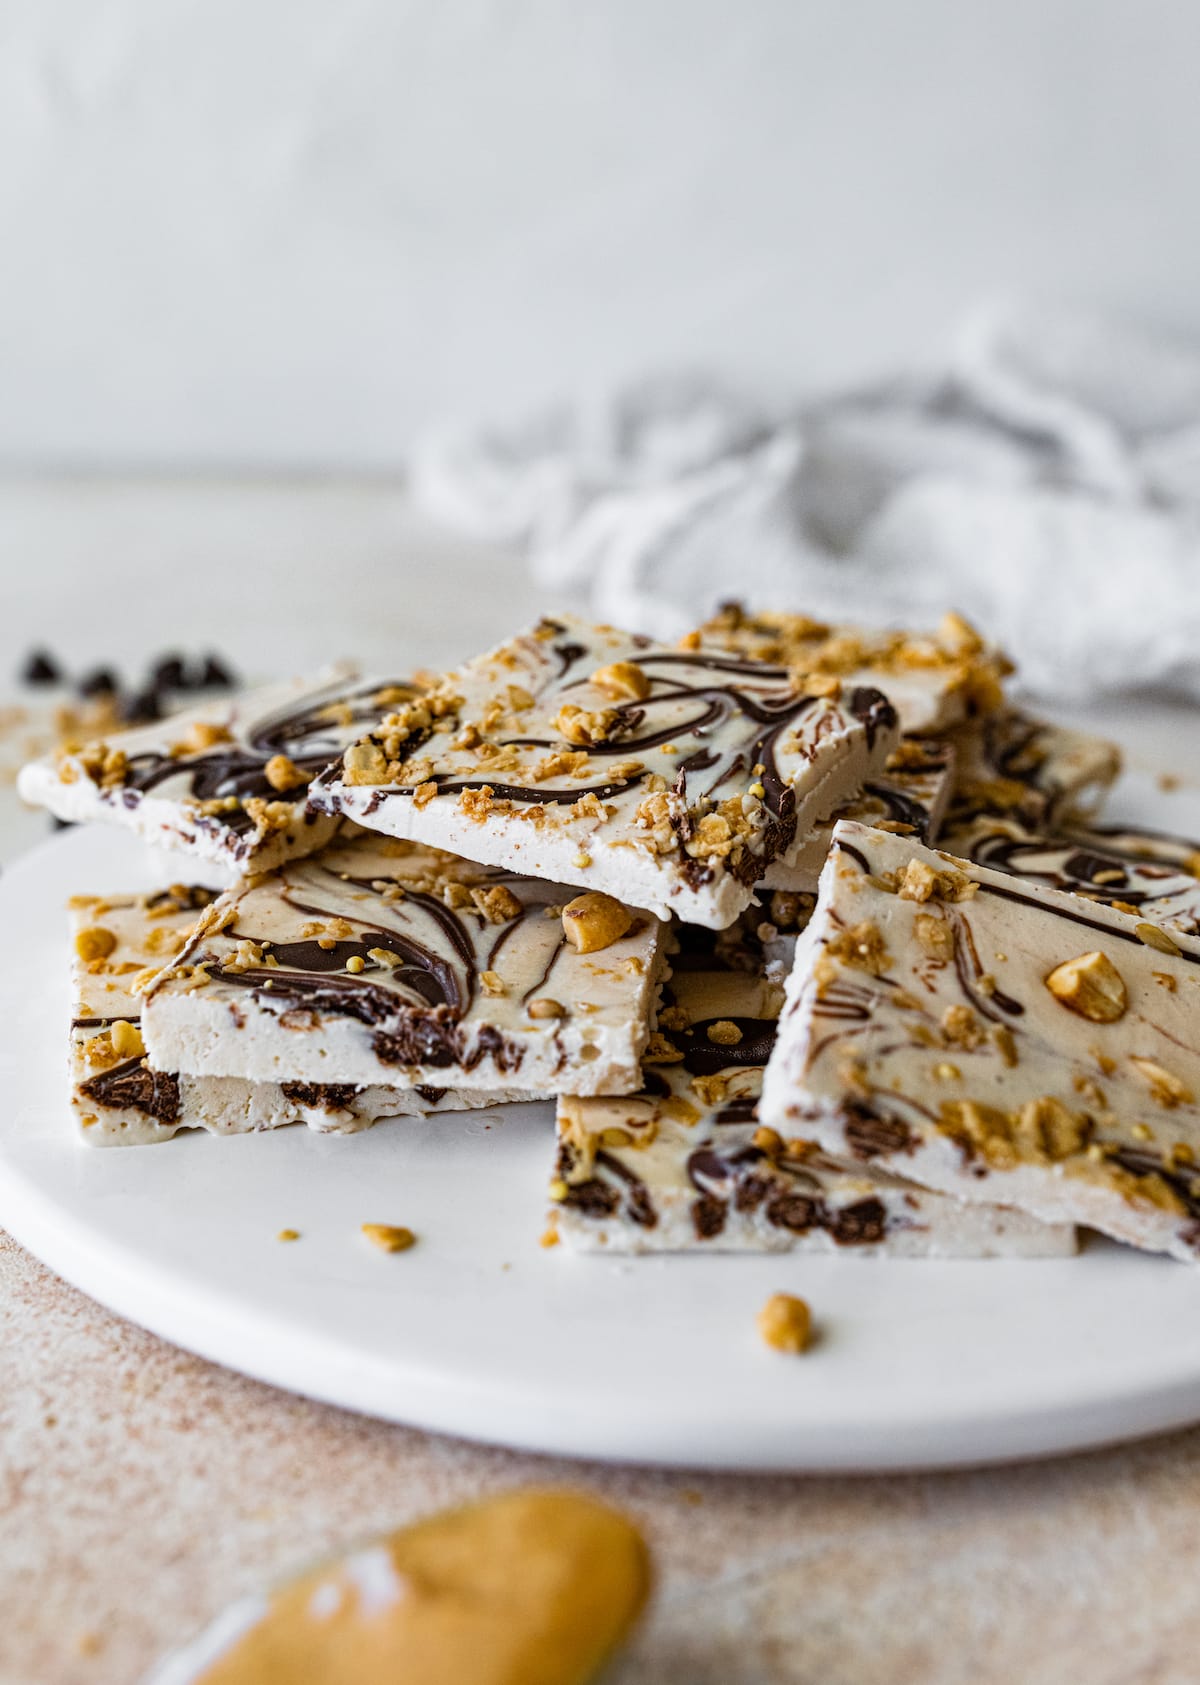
[691,605,1010,736]
[551,959,1074,1257]
[945,709,1121,832]
[141,835,664,1096]
[941,817,1200,942]
[760,820,1200,1262]
[310,614,899,928]
[70,888,531,1145]
[761,737,955,896]
[21,673,425,873]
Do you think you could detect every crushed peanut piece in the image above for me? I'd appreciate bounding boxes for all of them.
[470,884,523,924]
[109,1020,145,1059]
[561,891,633,954]
[75,926,117,963]
[1044,951,1128,1023]
[180,720,232,754]
[263,753,304,792]
[825,921,890,976]
[342,741,389,785]
[757,1293,812,1355]
[361,1222,416,1253]
[1135,922,1183,956]
[706,1019,744,1047]
[527,997,566,1019]
[555,703,622,746]
[591,660,650,701]
[1129,1056,1195,1109]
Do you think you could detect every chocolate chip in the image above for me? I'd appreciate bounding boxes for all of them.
[121,688,164,725]
[691,1193,727,1239]
[765,1191,821,1233]
[197,654,236,689]
[842,1101,914,1159]
[564,1178,620,1219]
[78,667,118,697]
[828,1198,888,1246]
[150,654,187,691]
[21,649,61,686]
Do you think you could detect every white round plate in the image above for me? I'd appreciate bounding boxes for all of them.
[6,794,1200,1473]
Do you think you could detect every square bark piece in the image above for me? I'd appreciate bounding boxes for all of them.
[141,835,664,1096]
[552,957,1074,1257]
[310,614,899,927]
[70,887,532,1145]
[22,673,424,873]
[945,709,1121,832]
[760,820,1200,1262]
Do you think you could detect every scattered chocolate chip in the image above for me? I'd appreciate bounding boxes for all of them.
[78,667,118,697]
[197,654,236,689]
[150,654,187,691]
[121,688,164,726]
[21,650,61,686]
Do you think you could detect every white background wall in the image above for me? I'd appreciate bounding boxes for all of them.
[2,0,1198,469]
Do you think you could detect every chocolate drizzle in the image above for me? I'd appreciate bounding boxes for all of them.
[328,639,893,899]
[963,824,1200,926]
[119,677,418,810]
[859,778,936,837]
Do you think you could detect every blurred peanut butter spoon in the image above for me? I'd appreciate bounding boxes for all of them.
[145,1487,651,1685]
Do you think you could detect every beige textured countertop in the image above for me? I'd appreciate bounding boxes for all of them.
[3,479,1200,1685]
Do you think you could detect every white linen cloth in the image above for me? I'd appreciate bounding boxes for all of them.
[412,301,1200,702]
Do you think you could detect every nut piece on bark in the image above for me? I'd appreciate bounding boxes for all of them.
[264,753,305,792]
[757,1293,813,1354]
[591,661,651,701]
[528,997,566,1019]
[562,892,633,954]
[110,1019,145,1059]
[75,925,117,963]
[1044,950,1128,1023]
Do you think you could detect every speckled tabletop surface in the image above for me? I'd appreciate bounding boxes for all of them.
[3,480,1200,1685]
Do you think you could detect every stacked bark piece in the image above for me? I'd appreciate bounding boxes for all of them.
[24,605,1200,1262]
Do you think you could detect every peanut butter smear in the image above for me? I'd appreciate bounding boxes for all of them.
[145,1488,650,1685]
